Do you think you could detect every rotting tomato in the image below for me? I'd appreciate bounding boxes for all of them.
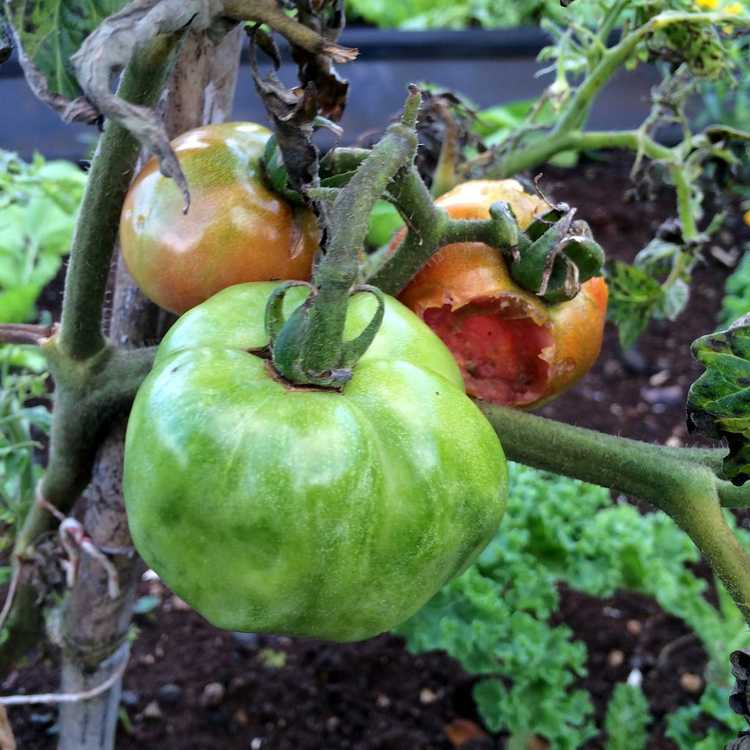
[397,180,609,409]
[123,282,508,642]
[119,123,319,314]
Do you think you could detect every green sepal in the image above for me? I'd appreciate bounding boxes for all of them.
[261,130,358,206]
[267,284,387,389]
[509,210,605,305]
[687,315,750,486]
[268,295,325,385]
[264,281,313,342]
[488,201,520,250]
[340,286,385,369]
[320,171,357,189]
[509,210,604,304]
[261,136,306,207]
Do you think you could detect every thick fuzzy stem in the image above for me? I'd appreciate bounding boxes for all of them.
[478,403,750,623]
[58,35,182,361]
[271,90,420,384]
[483,129,672,180]
[0,31,182,675]
[57,25,243,750]
[367,167,449,295]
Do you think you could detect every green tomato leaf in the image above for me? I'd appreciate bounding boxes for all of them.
[687,315,750,485]
[659,278,690,321]
[720,250,750,329]
[7,0,128,102]
[0,283,41,323]
[0,345,47,372]
[606,261,664,350]
[604,683,650,750]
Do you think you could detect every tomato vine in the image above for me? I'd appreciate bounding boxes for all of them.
[0,2,750,748]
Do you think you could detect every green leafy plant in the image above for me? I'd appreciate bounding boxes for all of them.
[719,250,750,328]
[398,463,750,746]
[0,151,86,324]
[667,684,746,750]
[0,349,50,584]
[604,683,651,750]
[346,0,606,29]
[422,0,750,349]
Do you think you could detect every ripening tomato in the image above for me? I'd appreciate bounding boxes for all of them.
[397,180,609,409]
[124,282,508,642]
[120,123,319,314]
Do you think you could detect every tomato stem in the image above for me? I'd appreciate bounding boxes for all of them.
[0,38,181,670]
[268,88,420,386]
[478,402,750,625]
[58,36,183,361]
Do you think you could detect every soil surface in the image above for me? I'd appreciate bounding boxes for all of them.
[5,153,750,750]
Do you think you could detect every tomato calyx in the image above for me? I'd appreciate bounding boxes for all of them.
[265,281,387,389]
[507,207,605,305]
[261,123,354,208]
[260,89,420,390]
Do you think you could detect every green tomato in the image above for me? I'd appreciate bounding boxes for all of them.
[124,282,507,642]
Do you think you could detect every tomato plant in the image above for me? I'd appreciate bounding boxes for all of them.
[123,282,507,641]
[119,122,319,314]
[397,180,609,408]
[3,3,750,749]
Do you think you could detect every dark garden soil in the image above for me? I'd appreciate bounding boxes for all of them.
[6,153,750,750]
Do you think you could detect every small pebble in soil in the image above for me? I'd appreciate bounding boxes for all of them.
[375,693,391,708]
[648,370,671,387]
[641,385,683,407]
[626,619,642,635]
[419,688,439,704]
[680,672,704,694]
[1,672,18,690]
[200,681,226,708]
[230,675,249,691]
[233,708,250,727]
[326,716,340,732]
[157,683,182,705]
[143,700,162,720]
[608,650,625,668]
[120,690,139,707]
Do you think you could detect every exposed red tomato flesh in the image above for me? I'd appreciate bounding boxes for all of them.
[423,301,554,406]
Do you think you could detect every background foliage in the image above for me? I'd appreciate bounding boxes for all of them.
[397,464,750,747]
[0,150,86,324]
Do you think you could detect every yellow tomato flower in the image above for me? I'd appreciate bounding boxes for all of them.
[696,0,719,9]
[723,1,744,14]
[743,209,750,227]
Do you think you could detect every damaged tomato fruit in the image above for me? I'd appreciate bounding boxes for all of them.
[120,122,319,314]
[123,282,508,642]
[398,180,609,409]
